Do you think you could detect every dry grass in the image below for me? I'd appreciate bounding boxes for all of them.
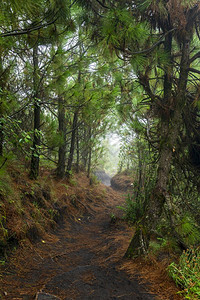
[119,257,183,299]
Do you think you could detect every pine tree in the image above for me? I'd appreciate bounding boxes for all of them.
[77,0,200,255]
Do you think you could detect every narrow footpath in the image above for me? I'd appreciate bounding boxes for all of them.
[0,180,178,299]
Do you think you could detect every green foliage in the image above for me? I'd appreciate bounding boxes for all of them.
[0,169,12,196]
[0,259,5,266]
[110,213,116,223]
[68,175,77,186]
[130,54,148,72]
[177,215,200,246]
[149,236,180,255]
[168,247,200,299]
[0,0,200,267]
[0,212,8,245]
[89,174,99,185]
[60,183,69,190]
[149,240,163,253]
[155,211,200,253]
[7,0,42,14]
[118,194,144,224]
[102,9,148,50]
[0,170,13,245]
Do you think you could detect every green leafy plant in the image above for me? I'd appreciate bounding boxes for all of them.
[168,247,200,299]
[177,215,200,245]
[118,194,144,224]
[89,174,99,185]
[68,176,77,186]
[0,260,5,266]
[110,213,116,223]
[60,183,69,190]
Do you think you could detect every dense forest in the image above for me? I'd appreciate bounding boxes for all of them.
[1,0,200,299]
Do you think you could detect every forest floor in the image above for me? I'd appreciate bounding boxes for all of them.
[0,172,183,300]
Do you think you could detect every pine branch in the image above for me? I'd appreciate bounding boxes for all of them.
[188,67,200,75]
[95,0,109,9]
[0,17,59,38]
[0,158,7,170]
[189,51,200,63]
[121,28,176,57]
[70,0,78,8]
[9,101,30,117]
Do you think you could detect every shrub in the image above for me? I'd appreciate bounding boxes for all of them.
[168,247,200,299]
[118,194,143,224]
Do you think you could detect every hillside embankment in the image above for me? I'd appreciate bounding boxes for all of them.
[110,171,134,192]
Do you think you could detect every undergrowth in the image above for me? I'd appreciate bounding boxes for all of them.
[168,247,200,299]
[0,160,60,255]
[117,194,144,224]
[149,213,200,255]
[177,215,200,246]
[0,159,98,260]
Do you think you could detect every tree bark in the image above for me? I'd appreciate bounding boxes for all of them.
[66,110,78,175]
[56,97,67,178]
[135,136,143,200]
[87,127,92,178]
[0,118,3,157]
[30,45,41,180]
[0,57,4,157]
[76,127,80,173]
[82,128,88,169]
[125,31,192,258]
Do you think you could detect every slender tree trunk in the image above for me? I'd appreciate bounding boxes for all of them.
[135,136,143,200]
[0,58,4,157]
[67,110,78,175]
[119,162,123,173]
[75,62,81,174]
[87,148,92,179]
[56,97,67,178]
[82,128,88,169]
[125,32,191,257]
[0,118,3,157]
[76,127,80,173]
[87,127,92,178]
[30,45,41,180]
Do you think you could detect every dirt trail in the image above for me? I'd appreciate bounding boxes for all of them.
[0,184,156,299]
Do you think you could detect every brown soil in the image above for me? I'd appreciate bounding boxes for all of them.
[110,172,133,192]
[0,174,183,300]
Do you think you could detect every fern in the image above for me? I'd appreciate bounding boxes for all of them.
[177,215,200,246]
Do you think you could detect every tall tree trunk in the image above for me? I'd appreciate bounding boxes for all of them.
[56,97,67,178]
[67,110,78,175]
[0,116,3,157]
[0,57,4,157]
[135,136,143,200]
[125,32,191,257]
[87,127,92,178]
[82,128,88,169]
[76,127,80,173]
[30,45,41,180]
